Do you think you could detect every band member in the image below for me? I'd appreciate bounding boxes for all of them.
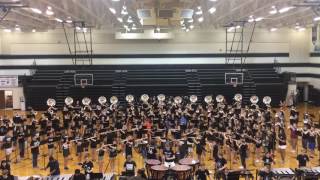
[123,155,137,176]
[97,144,106,173]
[238,138,248,169]
[146,140,157,159]
[45,156,60,176]
[17,126,25,160]
[258,165,273,180]
[2,131,13,162]
[288,123,298,152]
[195,164,211,180]
[81,155,93,175]
[30,135,40,168]
[163,143,175,168]
[47,133,55,157]
[0,160,10,175]
[62,140,70,170]
[108,141,118,173]
[70,169,86,180]
[277,128,287,164]
[215,153,227,180]
[297,152,309,168]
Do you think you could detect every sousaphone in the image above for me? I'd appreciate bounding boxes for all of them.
[204,96,213,104]
[140,94,149,102]
[110,96,118,105]
[174,96,182,104]
[47,98,56,107]
[65,97,73,106]
[98,96,107,105]
[216,95,224,103]
[126,95,134,103]
[234,94,242,102]
[263,96,272,105]
[157,94,166,102]
[82,97,91,106]
[250,95,259,104]
[189,95,198,103]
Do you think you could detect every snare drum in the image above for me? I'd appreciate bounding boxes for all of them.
[150,165,168,180]
[171,164,192,180]
[145,159,161,178]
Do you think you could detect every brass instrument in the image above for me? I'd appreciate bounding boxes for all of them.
[250,95,259,104]
[216,95,224,103]
[110,96,118,105]
[234,94,242,102]
[174,96,182,104]
[204,96,213,104]
[157,94,166,102]
[82,97,91,106]
[263,96,272,105]
[140,94,149,102]
[189,95,198,103]
[126,94,134,103]
[98,96,107,105]
[64,97,73,106]
[46,98,56,107]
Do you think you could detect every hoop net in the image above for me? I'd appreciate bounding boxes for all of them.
[232,82,237,88]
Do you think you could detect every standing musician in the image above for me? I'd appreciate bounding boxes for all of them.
[45,156,60,176]
[62,139,70,170]
[215,153,227,180]
[81,155,93,175]
[162,143,175,168]
[30,135,40,168]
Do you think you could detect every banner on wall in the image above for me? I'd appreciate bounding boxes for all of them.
[0,76,18,87]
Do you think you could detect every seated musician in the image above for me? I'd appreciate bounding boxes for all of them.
[81,156,93,175]
[45,156,60,176]
[195,164,211,180]
[215,153,227,180]
[0,169,14,180]
[0,160,10,175]
[296,152,309,168]
[70,169,86,180]
[123,155,137,177]
[262,152,274,167]
[163,143,175,168]
[258,165,273,180]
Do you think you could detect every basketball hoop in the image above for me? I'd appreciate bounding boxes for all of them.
[232,82,237,88]
[80,79,87,89]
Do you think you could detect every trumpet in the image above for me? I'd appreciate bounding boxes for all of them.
[157,94,165,102]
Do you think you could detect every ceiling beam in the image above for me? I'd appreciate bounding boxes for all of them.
[71,0,105,26]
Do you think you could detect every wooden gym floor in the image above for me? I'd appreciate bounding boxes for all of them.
[0,103,319,178]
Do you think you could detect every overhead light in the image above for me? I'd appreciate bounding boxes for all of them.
[82,28,87,33]
[32,29,36,33]
[314,17,320,21]
[46,6,54,16]
[269,9,277,14]
[190,25,194,29]
[55,18,63,23]
[117,17,123,22]
[195,10,203,15]
[209,0,218,1]
[208,7,216,14]
[236,25,241,29]
[180,20,184,25]
[298,27,306,32]
[198,16,204,22]
[188,19,194,23]
[279,6,294,13]
[132,24,137,30]
[112,0,120,1]
[270,28,277,32]
[182,26,186,30]
[255,17,263,22]
[140,19,143,25]
[109,7,116,14]
[227,27,235,32]
[248,15,254,23]
[186,28,190,32]
[121,6,128,15]
[66,17,72,23]
[3,29,11,33]
[31,8,42,14]
[15,27,21,32]
[156,27,160,32]
[197,6,202,10]
[127,16,133,23]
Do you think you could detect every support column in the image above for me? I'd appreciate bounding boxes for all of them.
[303,84,309,102]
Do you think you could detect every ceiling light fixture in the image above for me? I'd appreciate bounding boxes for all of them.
[298,27,305,32]
[255,17,264,22]
[314,17,320,21]
[227,27,235,32]
[55,18,63,23]
[188,19,194,23]
[195,10,203,15]
[117,17,123,23]
[121,6,128,15]
[132,24,137,30]
[31,8,42,14]
[46,6,54,16]
[15,27,21,32]
[279,6,294,13]
[32,29,36,33]
[198,17,204,22]
[66,17,72,23]
[236,25,241,29]
[208,7,216,14]
[127,16,133,23]
[248,15,254,23]
[270,28,278,32]
[190,25,194,29]
[3,29,11,33]
[109,7,116,14]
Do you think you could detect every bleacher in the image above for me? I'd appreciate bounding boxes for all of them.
[23,65,287,110]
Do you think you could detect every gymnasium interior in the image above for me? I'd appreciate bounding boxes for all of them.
[0,0,319,179]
